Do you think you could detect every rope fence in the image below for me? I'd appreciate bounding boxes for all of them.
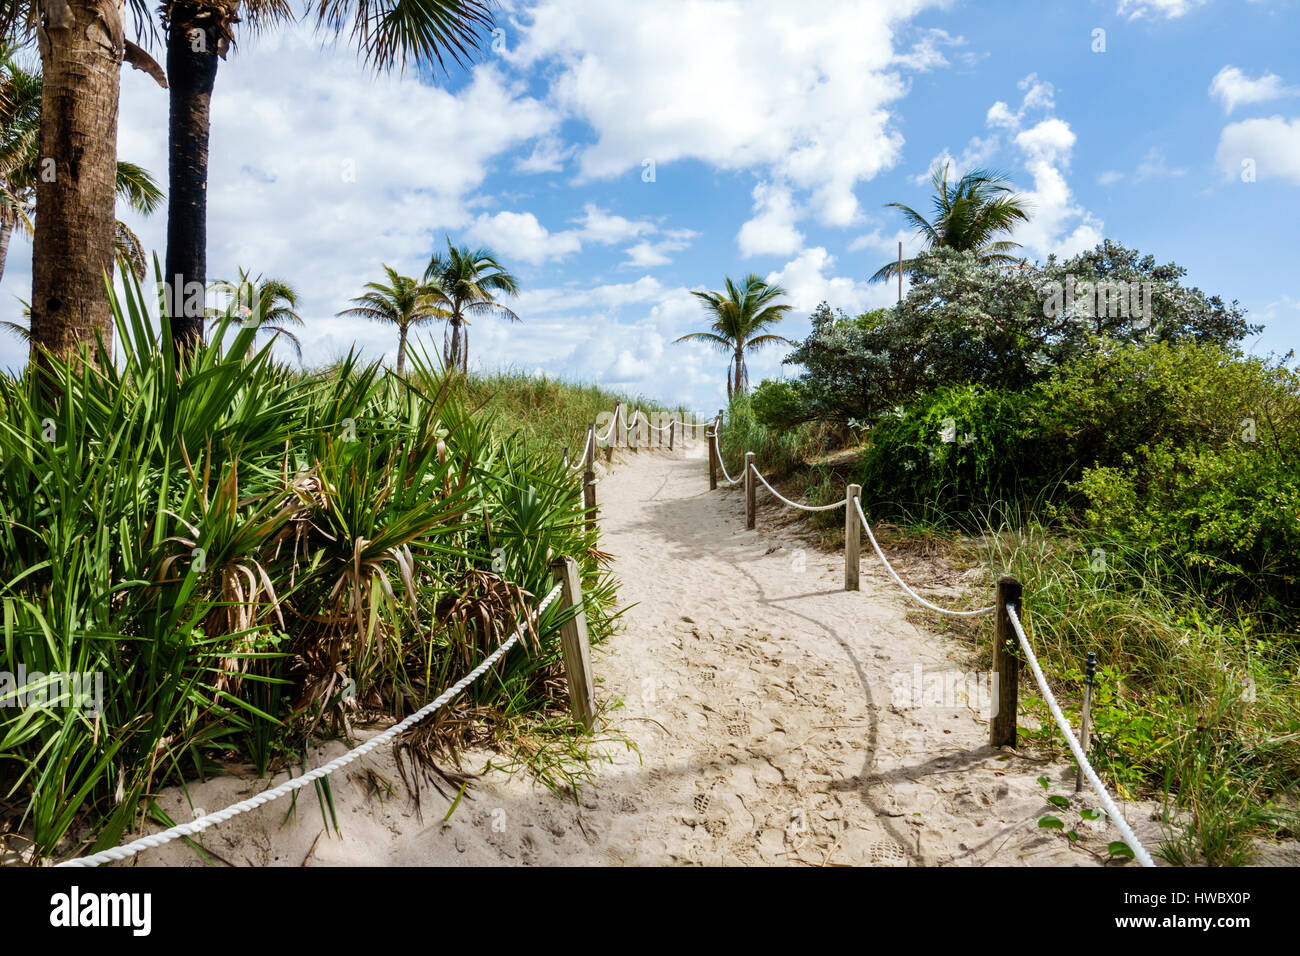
[58,573,600,867]
[701,413,1154,867]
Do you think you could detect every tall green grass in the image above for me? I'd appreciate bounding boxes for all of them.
[460,369,686,453]
[0,269,616,860]
[982,523,1299,865]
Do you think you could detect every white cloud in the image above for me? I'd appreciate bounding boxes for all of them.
[737,182,804,258]
[467,210,583,264]
[623,229,698,268]
[893,28,967,72]
[1097,170,1125,186]
[1117,0,1210,19]
[1215,116,1300,184]
[514,132,575,172]
[572,203,655,244]
[510,0,942,228]
[985,75,1103,259]
[766,247,896,315]
[1209,66,1297,114]
[1014,117,1076,166]
[986,74,1055,130]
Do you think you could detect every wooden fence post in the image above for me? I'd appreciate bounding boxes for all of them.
[844,483,861,591]
[630,408,639,453]
[990,576,1023,748]
[745,452,756,529]
[583,423,597,534]
[668,418,675,451]
[707,429,718,490]
[551,556,596,730]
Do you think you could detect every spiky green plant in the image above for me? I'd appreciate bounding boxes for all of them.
[0,262,615,860]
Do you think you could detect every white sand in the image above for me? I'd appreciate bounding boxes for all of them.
[126,440,1167,867]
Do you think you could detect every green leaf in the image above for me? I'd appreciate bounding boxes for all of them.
[1108,841,1135,859]
[1038,816,1065,829]
[1047,794,1070,808]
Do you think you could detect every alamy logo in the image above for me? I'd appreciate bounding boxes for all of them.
[49,887,152,936]
[0,667,103,714]
[1041,276,1154,327]
[890,664,999,718]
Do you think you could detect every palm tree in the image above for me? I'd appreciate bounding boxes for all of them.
[870,163,1030,283]
[423,238,519,373]
[337,266,448,374]
[676,275,794,398]
[0,4,168,367]
[210,269,305,359]
[0,39,164,353]
[160,0,496,357]
[0,58,162,285]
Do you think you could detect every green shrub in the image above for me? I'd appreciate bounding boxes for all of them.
[859,384,1046,522]
[749,379,808,430]
[1048,342,1300,618]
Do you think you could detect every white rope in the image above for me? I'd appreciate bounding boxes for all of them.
[854,498,995,617]
[649,417,713,432]
[712,441,744,486]
[750,465,848,512]
[1007,605,1156,868]
[58,583,567,868]
[595,406,621,443]
[569,429,594,471]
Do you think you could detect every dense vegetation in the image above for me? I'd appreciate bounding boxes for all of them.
[732,240,1299,864]
[0,273,632,861]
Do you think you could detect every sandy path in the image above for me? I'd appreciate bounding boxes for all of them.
[128,443,1163,867]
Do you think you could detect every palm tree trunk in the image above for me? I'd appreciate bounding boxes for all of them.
[0,219,12,286]
[734,347,745,397]
[448,319,461,371]
[165,7,220,356]
[396,323,408,375]
[29,0,123,368]
[461,324,468,373]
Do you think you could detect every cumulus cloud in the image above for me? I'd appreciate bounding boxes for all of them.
[1209,66,1297,114]
[466,210,583,264]
[1215,116,1300,184]
[509,0,942,228]
[737,182,804,258]
[983,75,1103,259]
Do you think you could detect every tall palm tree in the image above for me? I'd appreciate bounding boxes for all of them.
[870,163,1030,283]
[210,268,305,359]
[676,275,794,398]
[423,238,519,373]
[0,2,167,367]
[337,266,447,374]
[1,49,163,289]
[160,0,496,357]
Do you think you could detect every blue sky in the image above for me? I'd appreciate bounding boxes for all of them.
[3,0,1298,412]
